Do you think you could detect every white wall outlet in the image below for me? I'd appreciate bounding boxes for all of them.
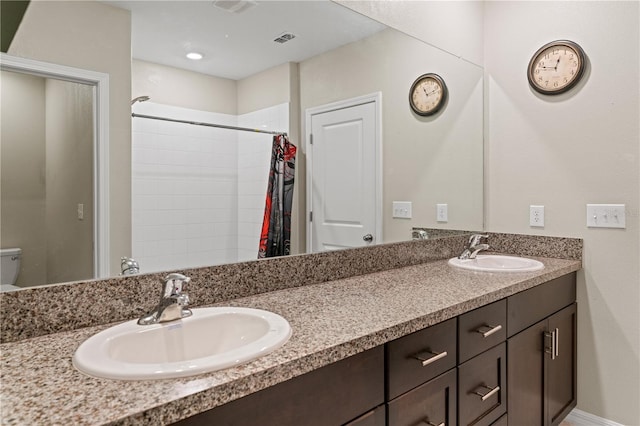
[530,205,544,227]
[586,204,626,228]
[436,204,448,222]
[392,201,412,219]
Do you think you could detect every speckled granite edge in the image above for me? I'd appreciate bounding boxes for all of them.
[0,232,582,343]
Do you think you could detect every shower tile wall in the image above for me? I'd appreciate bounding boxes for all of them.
[131,102,289,273]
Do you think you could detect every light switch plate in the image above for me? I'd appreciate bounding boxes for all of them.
[392,201,412,219]
[586,204,626,228]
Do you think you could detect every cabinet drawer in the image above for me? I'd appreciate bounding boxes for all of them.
[458,342,507,426]
[386,318,457,400]
[387,368,457,426]
[458,299,506,363]
[507,273,576,337]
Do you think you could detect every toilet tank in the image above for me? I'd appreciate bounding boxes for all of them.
[1,248,22,285]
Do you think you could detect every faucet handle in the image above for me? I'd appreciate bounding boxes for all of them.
[120,257,139,275]
[161,273,190,297]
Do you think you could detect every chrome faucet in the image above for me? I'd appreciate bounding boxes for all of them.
[138,273,192,325]
[120,257,139,275]
[412,229,429,240]
[458,234,490,259]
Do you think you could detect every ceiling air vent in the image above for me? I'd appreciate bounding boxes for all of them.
[212,0,257,14]
[273,32,296,44]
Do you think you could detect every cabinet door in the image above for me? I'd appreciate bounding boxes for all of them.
[458,343,507,426]
[173,347,384,426]
[387,369,457,426]
[507,320,546,426]
[546,303,577,426]
[507,304,577,426]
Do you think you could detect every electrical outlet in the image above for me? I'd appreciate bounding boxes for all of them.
[437,204,448,222]
[530,205,544,227]
[586,204,626,228]
[392,201,412,219]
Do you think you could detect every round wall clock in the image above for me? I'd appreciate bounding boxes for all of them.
[409,73,448,116]
[527,40,586,95]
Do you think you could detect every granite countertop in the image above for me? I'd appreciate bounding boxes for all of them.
[0,255,581,425]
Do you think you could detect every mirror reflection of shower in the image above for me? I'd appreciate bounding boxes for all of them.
[130,99,289,273]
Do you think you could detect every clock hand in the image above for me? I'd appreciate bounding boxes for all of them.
[554,58,560,71]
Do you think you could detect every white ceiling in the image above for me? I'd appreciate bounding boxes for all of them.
[102,0,386,80]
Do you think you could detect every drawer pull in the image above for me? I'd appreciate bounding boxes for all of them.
[475,324,502,338]
[421,420,445,426]
[472,384,500,401]
[413,350,448,367]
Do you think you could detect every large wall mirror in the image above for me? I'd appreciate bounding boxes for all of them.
[1,0,483,290]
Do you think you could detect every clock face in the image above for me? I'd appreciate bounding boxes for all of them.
[528,40,586,94]
[409,73,447,116]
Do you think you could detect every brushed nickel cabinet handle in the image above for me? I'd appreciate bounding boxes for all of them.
[544,330,557,360]
[472,384,501,401]
[421,419,445,426]
[413,350,448,367]
[475,324,502,338]
[554,327,559,358]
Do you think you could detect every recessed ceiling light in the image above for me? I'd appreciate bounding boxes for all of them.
[186,52,203,60]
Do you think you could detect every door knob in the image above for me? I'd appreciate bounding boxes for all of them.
[363,234,373,242]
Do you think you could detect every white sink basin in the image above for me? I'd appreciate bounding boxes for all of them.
[73,307,291,380]
[448,255,544,272]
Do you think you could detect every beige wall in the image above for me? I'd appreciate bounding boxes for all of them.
[483,2,639,424]
[0,71,47,286]
[45,79,94,284]
[132,60,237,115]
[9,0,132,276]
[237,62,293,115]
[300,28,484,243]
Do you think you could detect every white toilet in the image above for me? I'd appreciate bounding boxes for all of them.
[1,248,22,292]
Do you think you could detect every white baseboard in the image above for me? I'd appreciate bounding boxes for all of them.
[565,409,624,426]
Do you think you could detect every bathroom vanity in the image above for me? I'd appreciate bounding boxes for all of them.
[174,273,576,426]
[0,233,582,425]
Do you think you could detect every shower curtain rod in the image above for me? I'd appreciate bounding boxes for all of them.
[131,113,287,136]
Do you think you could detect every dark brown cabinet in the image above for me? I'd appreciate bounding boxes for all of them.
[174,346,385,426]
[387,369,457,426]
[386,318,457,401]
[458,343,507,426]
[173,273,576,426]
[457,300,508,426]
[546,304,577,425]
[507,273,577,426]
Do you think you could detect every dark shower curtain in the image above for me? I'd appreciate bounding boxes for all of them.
[258,134,297,258]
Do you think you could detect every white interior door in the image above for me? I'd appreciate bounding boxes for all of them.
[307,95,381,252]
